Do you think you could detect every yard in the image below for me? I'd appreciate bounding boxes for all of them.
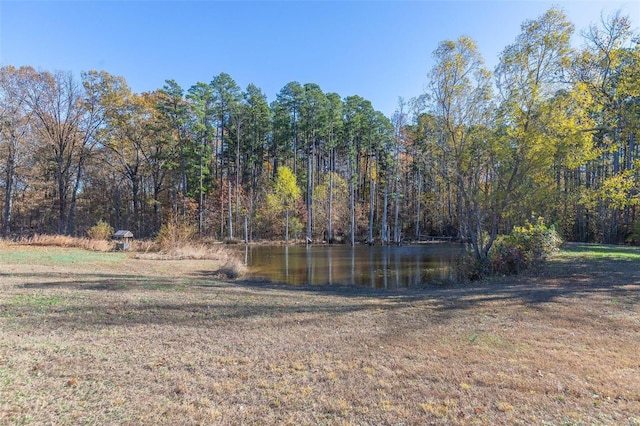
[1,243,639,425]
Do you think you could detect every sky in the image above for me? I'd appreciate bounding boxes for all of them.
[1,1,638,117]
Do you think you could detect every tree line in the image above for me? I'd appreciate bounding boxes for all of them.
[0,8,638,258]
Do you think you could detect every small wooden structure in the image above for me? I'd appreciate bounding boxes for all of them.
[114,230,133,251]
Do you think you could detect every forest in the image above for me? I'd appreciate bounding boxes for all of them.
[0,8,638,258]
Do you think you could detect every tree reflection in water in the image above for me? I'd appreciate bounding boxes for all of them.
[244,244,461,289]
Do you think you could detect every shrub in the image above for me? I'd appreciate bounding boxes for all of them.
[86,220,114,240]
[217,258,247,279]
[155,222,197,251]
[490,242,527,275]
[625,221,640,245]
[457,250,492,282]
[490,218,562,275]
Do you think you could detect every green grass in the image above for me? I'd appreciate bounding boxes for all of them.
[3,294,68,318]
[0,248,126,265]
[8,294,63,308]
[560,243,640,261]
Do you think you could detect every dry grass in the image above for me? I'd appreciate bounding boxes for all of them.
[17,234,114,252]
[6,235,243,269]
[130,239,157,253]
[0,243,639,425]
[135,243,215,260]
[134,244,247,278]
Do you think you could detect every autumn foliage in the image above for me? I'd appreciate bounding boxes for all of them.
[0,9,638,249]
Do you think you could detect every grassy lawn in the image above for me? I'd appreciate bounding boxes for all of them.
[560,243,640,261]
[0,248,126,265]
[0,244,639,425]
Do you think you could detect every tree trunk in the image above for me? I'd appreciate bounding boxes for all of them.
[67,153,88,236]
[328,167,333,244]
[349,179,355,246]
[381,184,388,245]
[57,168,67,235]
[2,154,15,238]
[235,121,241,235]
[179,140,187,217]
[66,169,80,236]
[285,209,290,243]
[306,145,312,243]
[393,179,400,245]
[228,178,233,239]
[368,177,375,245]
[199,146,204,236]
[393,134,401,245]
[132,175,141,234]
[415,168,422,240]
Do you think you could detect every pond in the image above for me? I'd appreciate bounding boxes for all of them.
[243,244,462,289]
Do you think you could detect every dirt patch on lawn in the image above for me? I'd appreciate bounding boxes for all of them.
[0,245,639,425]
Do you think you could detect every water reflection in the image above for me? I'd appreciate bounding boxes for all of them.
[244,244,461,289]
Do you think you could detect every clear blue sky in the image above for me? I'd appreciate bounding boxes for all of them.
[1,1,638,117]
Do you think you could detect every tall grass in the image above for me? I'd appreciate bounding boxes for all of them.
[2,232,247,278]
[18,234,114,252]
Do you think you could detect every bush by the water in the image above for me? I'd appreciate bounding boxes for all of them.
[457,252,492,282]
[490,218,562,275]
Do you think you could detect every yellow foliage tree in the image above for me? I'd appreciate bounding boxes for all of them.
[270,166,303,242]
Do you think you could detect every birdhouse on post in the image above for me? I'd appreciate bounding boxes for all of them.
[114,230,133,251]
